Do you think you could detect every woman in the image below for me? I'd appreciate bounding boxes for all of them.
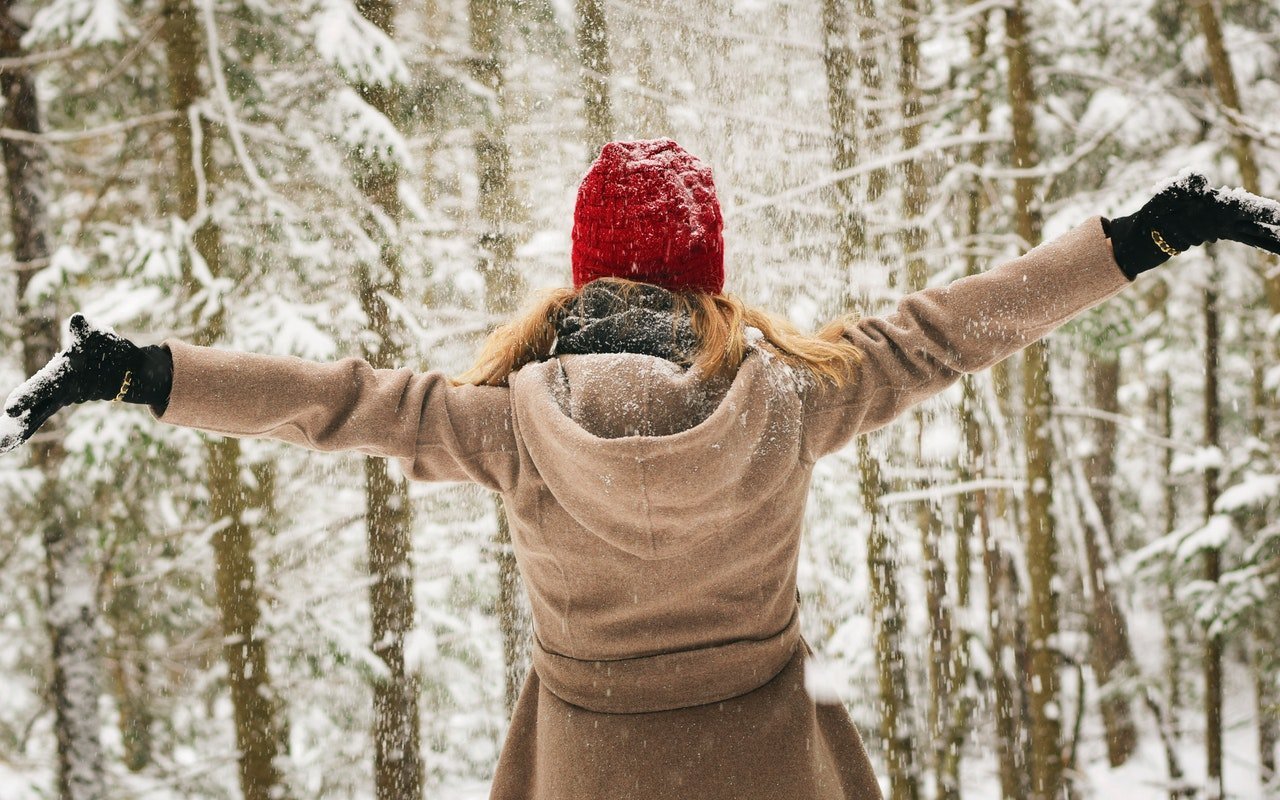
[4,139,1280,799]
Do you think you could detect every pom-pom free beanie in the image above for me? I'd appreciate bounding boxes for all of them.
[571,139,725,294]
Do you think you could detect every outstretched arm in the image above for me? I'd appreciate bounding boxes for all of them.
[802,216,1128,458]
[154,340,518,490]
[2,317,519,492]
[802,173,1280,460]
[2,314,172,450]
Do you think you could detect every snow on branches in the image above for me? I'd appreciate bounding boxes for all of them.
[310,0,409,88]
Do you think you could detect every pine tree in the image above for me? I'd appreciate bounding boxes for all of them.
[340,2,427,797]
[1002,3,1064,797]
[822,3,920,797]
[468,0,530,716]
[160,3,288,799]
[0,4,106,798]
[574,0,614,154]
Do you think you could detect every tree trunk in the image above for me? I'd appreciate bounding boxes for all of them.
[956,3,993,794]
[1003,3,1063,798]
[162,4,287,799]
[1195,7,1278,781]
[0,10,108,798]
[632,30,674,137]
[896,4,958,794]
[363,455,422,800]
[982,511,1031,800]
[1251,634,1279,788]
[853,0,887,204]
[821,0,864,288]
[207,438,288,800]
[822,3,918,797]
[101,512,156,773]
[349,3,426,798]
[469,0,530,716]
[1249,352,1280,788]
[1143,689,1193,800]
[1193,0,1261,196]
[574,0,614,154]
[1083,354,1138,766]
[1202,275,1224,800]
[106,561,154,773]
[1143,281,1191,799]
[861,442,922,800]
[470,0,520,307]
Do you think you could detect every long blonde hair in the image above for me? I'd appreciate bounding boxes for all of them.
[453,277,864,388]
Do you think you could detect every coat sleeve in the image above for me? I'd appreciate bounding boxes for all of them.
[802,216,1132,459]
[149,340,519,492]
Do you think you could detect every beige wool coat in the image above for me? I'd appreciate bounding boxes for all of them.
[151,217,1131,799]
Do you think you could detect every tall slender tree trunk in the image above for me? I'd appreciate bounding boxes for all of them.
[106,552,154,773]
[1193,0,1262,202]
[1083,354,1138,766]
[1,6,106,798]
[861,441,922,800]
[895,4,959,795]
[1249,350,1280,788]
[821,4,918,797]
[1194,5,1279,774]
[349,3,425,798]
[632,29,673,137]
[821,0,864,282]
[1250,633,1279,788]
[574,0,614,154]
[1202,274,1224,800]
[853,0,887,205]
[469,0,529,716]
[162,4,287,799]
[957,5,1019,797]
[1141,282,1191,799]
[982,515,1031,800]
[1160,370,1181,744]
[1003,3,1063,798]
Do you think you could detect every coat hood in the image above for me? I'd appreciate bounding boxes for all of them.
[509,348,805,560]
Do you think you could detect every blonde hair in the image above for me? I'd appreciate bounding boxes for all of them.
[453,277,864,389]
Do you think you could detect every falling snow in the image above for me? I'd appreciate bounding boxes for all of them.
[0,0,1279,798]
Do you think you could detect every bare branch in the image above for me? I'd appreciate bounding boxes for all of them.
[67,16,165,98]
[0,110,179,144]
[0,46,78,71]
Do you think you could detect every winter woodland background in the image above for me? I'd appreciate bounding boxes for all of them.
[0,0,1278,798]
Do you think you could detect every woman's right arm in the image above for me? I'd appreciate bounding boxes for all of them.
[802,216,1129,459]
[803,173,1280,461]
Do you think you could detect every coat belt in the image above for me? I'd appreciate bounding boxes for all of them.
[531,609,802,714]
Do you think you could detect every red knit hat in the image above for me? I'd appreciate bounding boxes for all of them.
[571,138,725,294]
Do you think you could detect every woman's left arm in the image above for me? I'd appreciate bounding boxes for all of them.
[153,341,520,492]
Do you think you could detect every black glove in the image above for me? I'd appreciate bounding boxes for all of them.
[0,314,173,454]
[1105,172,1280,280]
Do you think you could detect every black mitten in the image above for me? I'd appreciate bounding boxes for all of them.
[1106,172,1280,280]
[0,314,173,454]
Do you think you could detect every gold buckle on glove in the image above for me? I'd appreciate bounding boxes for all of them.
[1151,229,1182,257]
[113,370,133,403]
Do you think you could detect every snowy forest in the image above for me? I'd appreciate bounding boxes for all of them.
[0,0,1278,798]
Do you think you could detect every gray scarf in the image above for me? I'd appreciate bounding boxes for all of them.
[551,283,698,366]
